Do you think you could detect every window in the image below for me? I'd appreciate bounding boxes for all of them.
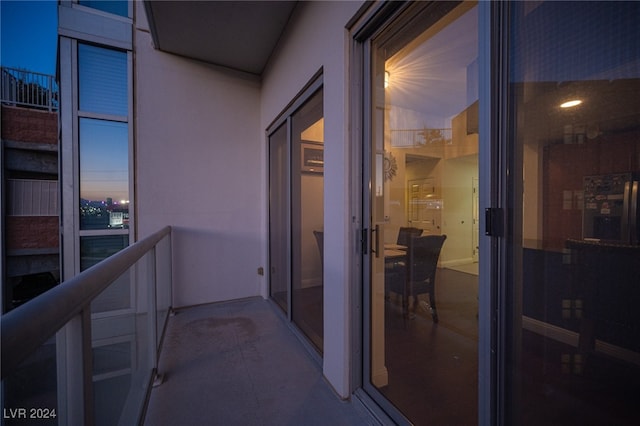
[77,43,130,233]
[78,0,129,18]
[78,44,128,116]
[57,6,136,424]
[79,119,129,230]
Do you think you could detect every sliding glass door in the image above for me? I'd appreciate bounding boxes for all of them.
[505,2,640,424]
[268,80,324,353]
[363,2,481,423]
[358,1,638,424]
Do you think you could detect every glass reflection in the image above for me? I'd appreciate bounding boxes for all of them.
[79,118,129,230]
[78,44,128,116]
[269,123,289,314]
[79,0,128,17]
[369,2,479,424]
[291,89,324,353]
[80,235,128,271]
[509,1,640,424]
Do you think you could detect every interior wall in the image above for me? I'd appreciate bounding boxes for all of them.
[440,156,478,265]
[134,7,264,308]
[385,152,443,242]
[384,148,408,243]
[406,157,442,230]
[301,173,323,287]
[261,0,365,398]
[523,140,543,249]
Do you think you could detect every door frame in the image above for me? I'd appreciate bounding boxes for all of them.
[266,72,324,358]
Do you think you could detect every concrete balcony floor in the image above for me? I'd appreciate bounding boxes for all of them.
[143,297,376,425]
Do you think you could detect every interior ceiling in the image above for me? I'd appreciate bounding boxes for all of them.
[523,78,640,144]
[384,1,640,143]
[145,1,298,75]
[385,4,478,126]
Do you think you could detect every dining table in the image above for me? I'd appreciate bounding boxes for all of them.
[384,243,407,260]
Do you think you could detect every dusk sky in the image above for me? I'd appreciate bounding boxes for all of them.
[2,1,127,204]
[1,0,57,75]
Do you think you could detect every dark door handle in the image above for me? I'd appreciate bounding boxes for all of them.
[371,224,380,258]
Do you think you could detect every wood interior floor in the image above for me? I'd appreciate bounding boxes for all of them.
[380,267,479,425]
[379,267,639,425]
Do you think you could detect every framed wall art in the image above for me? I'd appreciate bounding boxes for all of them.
[301,142,324,173]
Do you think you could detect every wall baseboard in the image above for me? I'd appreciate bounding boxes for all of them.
[440,257,474,268]
[522,315,640,367]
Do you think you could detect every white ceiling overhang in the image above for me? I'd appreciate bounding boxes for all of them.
[144,1,298,76]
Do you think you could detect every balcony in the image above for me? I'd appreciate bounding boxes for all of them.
[1,227,375,425]
[1,67,59,112]
[144,297,374,425]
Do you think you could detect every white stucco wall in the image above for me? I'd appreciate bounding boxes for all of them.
[261,1,365,399]
[135,16,264,307]
[135,0,365,399]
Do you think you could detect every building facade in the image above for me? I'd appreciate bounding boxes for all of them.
[55,1,639,424]
[1,67,60,312]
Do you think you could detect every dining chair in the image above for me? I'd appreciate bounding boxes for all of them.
[396,226,423,247]
[384,226,422,314]
[384,226,422,288]
[407,234,446,323]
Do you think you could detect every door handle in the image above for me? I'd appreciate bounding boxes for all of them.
[631,181,638,244]
[371,224,380,258]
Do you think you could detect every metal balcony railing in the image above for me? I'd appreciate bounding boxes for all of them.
[390,128,452,147]
[1,226,172,425]
[1,66,59,112]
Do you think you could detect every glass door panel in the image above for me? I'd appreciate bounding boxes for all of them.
[367,2,480,424]
[507,2,640,424]
[268,84,324,354]
[291,88,324,353]
[269,123,289,314]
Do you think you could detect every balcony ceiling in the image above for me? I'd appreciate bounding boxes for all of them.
[145,1,297,75]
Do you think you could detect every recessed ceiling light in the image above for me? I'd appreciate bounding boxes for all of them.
[560,99,582,108]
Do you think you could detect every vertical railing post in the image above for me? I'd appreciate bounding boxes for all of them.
[48,74,53,112]
[168,232,173,313]
[57,311,92,425]
[149,246,158,371]
[19,70,24,106]
[12,71,17,104]
[81,308,95,426]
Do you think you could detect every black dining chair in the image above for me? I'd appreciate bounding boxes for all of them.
[386,234,446,323]
[384,226,422,302]
[407,234,446,323]
[396,226,423,247]
[384,227,423,294]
